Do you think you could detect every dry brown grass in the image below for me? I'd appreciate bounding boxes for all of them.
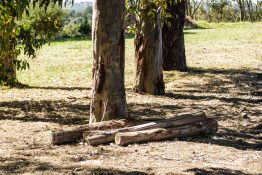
[0,22,261,175]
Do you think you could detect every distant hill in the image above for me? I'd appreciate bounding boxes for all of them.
[66,2,92,12]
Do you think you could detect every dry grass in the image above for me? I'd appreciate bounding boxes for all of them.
[0,22,262,175]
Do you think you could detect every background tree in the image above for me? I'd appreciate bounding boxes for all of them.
[208,0,230,22]
[162,0,188,71]
[186,0,203,20]
[61,5,92,38]
[235,0,247,21]
[133,0,165,95]
[90,0,127,123]
[0,0,66,86]
[185,0,261,22]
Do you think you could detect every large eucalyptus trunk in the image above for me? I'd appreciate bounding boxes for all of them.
[162,0,188,72]
[90,0,126,123]
[133,2,165,95]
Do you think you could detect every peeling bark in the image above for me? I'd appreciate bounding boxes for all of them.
[133,2,165,95]
[90,0,126,123]
[162,0,188,71]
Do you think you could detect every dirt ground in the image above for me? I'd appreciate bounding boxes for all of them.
[0,23,262,175]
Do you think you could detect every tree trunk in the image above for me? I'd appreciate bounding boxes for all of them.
[186,0,193,18]
[0,31,17,83]
[162,0,188,72]
[238,0,246,21]
[0,56,16,78]
[133,2,165,95]
[90,0,126,123]
[245,0,254,21]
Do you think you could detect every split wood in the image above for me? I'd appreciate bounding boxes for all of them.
[50,112,218,146]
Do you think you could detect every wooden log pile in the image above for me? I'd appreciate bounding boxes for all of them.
[50,112,218,146]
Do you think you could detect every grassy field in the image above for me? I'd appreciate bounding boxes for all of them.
[0,22,262,175]
[16,22,262,88]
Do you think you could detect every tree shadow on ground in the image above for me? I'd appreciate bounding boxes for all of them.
[128,102,183,120]
[128,101,262,151]
[184,31,197,35]
[0,156,149,175]
[24,86,91,91]
[165,92,262,104]
[54,36,92,42]
[168,67,261,150]
[180,128,262,151]
[0,157,59,174]
[89,169,150,175]
[14,84,90,91]
[128,66,261,150]
[0,100,89,125]
[186,167,258,175]
[186,67,254,75]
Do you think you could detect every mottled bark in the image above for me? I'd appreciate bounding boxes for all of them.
[133,2,165,95]
[90,0,126,123]
[162,0,188,71]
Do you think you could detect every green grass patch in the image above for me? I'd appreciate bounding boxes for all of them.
[13,22,262,89]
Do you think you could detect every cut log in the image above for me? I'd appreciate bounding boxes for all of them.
[255,81,262,85]
[115,119,218,146]
[50,119,132,145]
[85,134,115,146]
[257,72,262,79]
[84,112,207,146]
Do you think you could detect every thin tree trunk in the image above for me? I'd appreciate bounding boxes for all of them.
[245,0,254,21]
[133,2,165,95]
[238,0,246,21]
[0,27,17,82]
[90,0,126,123]
[162,0,188,71]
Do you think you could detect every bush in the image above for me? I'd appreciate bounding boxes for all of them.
[79,17,91,35]
[61,22,81,38]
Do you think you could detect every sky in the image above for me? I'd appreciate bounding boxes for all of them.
[74,0,93,2]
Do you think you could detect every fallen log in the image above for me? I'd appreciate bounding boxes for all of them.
[84,112,207,146]
[50,119,132,145]
[257,72,262,79]
[252,89,262,96]
[115,119,218,146]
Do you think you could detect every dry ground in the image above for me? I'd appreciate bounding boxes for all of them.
[0,22,262,175]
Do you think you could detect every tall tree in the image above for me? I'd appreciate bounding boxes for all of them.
[90,0,126,123]
[236,0,247,21]
[133,0,165,95]
[186,0,203,20]
[245,0,254,21]
[162,0,188,71]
